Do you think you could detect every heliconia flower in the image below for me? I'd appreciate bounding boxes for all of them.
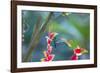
[47,45,52,54]
[74,47,82,56]
[71,46,88,60]
[41,46,54,62]
[74,46,88,56]
[41,55,55,62]
[45,32,58,44]
[45,36,52,45]
[41,51,55,62]
[45,54,55,61]
[71,54,78,60]
[48,32,58,40]
[41,32,58,62]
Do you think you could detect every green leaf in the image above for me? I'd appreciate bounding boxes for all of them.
[69,40,79,49]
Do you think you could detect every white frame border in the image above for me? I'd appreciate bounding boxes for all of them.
[17,5,94,68]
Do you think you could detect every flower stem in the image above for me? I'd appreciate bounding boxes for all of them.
[23,12,54,62]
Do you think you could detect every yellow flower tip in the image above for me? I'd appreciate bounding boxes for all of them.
[41,58,45,62]
[43,51,47,58]
[84,49,88,53]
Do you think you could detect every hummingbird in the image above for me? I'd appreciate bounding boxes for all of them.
[60,38,88,60]
[71,46,88,60]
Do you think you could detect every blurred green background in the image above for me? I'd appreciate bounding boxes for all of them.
[22,10,90,62]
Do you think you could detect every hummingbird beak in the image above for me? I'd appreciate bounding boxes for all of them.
[60,38,72,47]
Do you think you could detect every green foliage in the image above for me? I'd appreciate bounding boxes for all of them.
[69,40,80,49]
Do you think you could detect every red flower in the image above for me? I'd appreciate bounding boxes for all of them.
[48,32,58,40]
[74,46,82,56]
[71,54,78,60]
[45,36,52,45]
[74,49,81,53]
[47,45,52,54]
[41,32,58,62]
[41,46,54,62]
[49,32,55,40]
[41,51,55,62]
[47,38,52,45]
[45,54,55,61]
[45,32,58,45]
[74,46,88,56]
[74,48,82,56]
[44,54,55,61]
[71,46,88,60]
